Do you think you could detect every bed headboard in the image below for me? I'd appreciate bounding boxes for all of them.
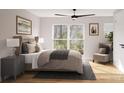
[13,35,39,55]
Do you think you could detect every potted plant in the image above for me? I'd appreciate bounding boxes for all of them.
[105,32,113,43]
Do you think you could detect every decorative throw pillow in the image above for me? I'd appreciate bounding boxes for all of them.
[99,43,110,54]
[35,44,40,52]
[36,43,43,52]
[99,48,106,54]
[22,42,28,54]
[27,43,36,53]
[29,40,36,44]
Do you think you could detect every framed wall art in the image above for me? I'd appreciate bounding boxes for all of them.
[16,16,32,35]
[89,23,99,36]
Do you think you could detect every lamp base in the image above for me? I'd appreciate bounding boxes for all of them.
[15,47,20,56]
[9,48,19,56]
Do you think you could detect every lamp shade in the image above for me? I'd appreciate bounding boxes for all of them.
[6,39,19,47]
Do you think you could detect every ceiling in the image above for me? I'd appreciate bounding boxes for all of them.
[27,9,116,17]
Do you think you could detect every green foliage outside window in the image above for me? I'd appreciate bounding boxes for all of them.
[54,40,67,49]
[70,40,84,54]
[105,32,113,42]
[53,25,84,54]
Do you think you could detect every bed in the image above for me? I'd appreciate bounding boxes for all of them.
[13,35,83,74]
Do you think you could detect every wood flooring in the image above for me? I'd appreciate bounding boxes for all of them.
[2,62,124,83]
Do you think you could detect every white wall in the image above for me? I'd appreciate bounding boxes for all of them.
[0,9,40,81]
[0,9,40,58]
[39,17,114,61]
[114,10,124,72]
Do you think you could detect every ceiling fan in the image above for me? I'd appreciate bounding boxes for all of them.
[55,9,95,20]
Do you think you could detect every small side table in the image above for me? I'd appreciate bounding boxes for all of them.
[1,55,25,81]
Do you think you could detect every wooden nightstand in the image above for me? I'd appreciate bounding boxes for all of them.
[1,55,25,81]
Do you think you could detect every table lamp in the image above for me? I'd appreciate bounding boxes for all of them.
[6,38,19,56]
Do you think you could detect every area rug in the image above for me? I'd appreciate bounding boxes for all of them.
[33,62,96,80]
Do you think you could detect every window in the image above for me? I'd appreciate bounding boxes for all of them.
[104,23,114,42]
[70,25,84,52]
[53,25,84,54]
[104,23,114,34]
[53,25,67,49]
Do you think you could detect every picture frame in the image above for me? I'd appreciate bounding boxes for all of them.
[16,16,32,35]
[89,23,99,36]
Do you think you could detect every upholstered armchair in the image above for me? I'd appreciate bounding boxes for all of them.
[93,43,113,63]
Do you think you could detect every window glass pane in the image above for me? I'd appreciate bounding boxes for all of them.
[54,25,67,39]
[104,23,114,34]
[54,40,67,49]
[104,23,113,42]
[70,25,83,39]
[70,40,83,54]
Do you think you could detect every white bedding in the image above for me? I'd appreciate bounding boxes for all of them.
[20,50,48,69]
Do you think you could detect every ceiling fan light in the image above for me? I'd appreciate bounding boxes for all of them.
[71,15,77,20]
[72,17,77,20]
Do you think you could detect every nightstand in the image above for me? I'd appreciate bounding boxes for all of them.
[1,55,25,81]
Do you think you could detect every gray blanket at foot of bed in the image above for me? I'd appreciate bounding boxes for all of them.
[49,50,69,60]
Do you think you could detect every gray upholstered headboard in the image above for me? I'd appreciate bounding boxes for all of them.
[13,35,39,55]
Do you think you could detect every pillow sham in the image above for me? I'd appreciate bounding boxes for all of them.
[22,42,41,54]
[27,43,36,53]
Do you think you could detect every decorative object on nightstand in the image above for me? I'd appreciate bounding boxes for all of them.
[1,55,25,81]
[6,38,19,56]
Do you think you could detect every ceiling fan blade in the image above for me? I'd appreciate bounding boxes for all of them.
[76,14,95,17]
[55,14,68,16]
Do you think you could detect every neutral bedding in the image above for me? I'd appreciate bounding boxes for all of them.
[21,49,83,74]
[37,50,83,74]
[20,50,46,66]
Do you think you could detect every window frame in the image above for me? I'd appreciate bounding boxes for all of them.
[52,24,85,50]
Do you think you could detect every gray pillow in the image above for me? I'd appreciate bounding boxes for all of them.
[22,42,28,54]
[99,48,106,54]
